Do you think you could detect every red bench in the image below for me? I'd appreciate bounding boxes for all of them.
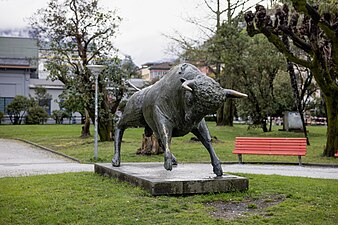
[233,137,307,165]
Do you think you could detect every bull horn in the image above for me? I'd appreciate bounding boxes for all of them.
[224,89,248,98]
[181,79,194,92]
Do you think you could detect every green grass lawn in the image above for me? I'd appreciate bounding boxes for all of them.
[0,172,337,224]
[0,123,336,165]
[0,124,337,224]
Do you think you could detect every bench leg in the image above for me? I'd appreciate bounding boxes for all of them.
[238,154,243,164]
[298,156,302,166]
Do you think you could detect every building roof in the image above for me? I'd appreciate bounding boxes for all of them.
[0,58,33,69]
[128,78,146,89]
[148,62,173,70]
[29,78,64,90]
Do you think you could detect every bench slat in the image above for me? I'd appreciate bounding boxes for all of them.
[236,141,306,143]
[236,140,306,144]
[235,137,306,140]
[235,146,306,149]
[233,150,306,156]
[233,137,307,165]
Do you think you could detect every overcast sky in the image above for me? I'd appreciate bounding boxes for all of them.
[0,0,264,66]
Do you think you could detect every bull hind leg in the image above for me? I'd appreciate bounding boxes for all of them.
[112,126,125,167]
[192,120,223,176]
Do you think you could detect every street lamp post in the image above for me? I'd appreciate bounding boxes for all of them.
[86,65,106,160]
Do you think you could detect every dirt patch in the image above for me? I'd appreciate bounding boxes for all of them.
[204,194,286,220]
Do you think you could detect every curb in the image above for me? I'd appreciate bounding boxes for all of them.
[15,138,81,163]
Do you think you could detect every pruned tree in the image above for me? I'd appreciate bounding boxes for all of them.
[244,1,338,156]
[30,0,122,141]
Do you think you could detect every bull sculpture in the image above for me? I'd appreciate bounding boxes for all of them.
[112,63,247,176]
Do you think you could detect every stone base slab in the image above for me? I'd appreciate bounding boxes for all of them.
[94,163,248,196]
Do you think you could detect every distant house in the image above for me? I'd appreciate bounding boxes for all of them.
[141,62,174,81]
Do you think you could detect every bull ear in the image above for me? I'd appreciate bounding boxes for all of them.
[224,89,248,98]
[181,79,194,92]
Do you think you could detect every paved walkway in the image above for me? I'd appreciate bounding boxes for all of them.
[221,164,338,180]
[0,139,93,178]
[0,138,337,180]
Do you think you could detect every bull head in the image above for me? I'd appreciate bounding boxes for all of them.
[181,77,248,99]
[179,76,247,122]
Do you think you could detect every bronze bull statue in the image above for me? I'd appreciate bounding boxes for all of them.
[112,63,247,176]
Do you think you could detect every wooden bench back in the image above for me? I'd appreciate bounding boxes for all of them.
[233,137,307,156]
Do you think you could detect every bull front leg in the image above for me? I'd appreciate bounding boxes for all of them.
[192,120,223,177]
[112,126,125,167]
[147,106,174,171]
[155,125,173,170]
[160,126,173,171]
[158,138,177,167]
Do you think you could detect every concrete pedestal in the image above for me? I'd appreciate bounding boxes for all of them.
[95,163,248,196]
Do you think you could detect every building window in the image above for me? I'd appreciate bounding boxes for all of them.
[0,97,14,114]
[39,99,52,115]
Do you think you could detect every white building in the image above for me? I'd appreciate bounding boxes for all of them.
[0,36,66,123]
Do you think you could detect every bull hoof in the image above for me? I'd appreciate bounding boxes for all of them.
[164,160,172,171]
[164,153,173,171]
[213,163,223,177]
[112,156,120,167]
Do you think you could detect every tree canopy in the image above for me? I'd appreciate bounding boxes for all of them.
[30,0,123,141]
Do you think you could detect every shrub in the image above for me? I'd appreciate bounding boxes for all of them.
[26,106,49,124]
[52,110,69,124]
[6,95,31,125]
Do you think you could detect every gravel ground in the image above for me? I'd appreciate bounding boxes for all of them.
[0,139,93,178]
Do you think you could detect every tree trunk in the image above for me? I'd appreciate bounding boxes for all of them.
[98,121,111,142]
[323,95,338,157]
[81,109,91,138]
[216,103,225,126]
[87,107,113,142]
[216,99,234,126]
[224,99,234,126]
[137,134,163,155]
[261,118,268,132]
